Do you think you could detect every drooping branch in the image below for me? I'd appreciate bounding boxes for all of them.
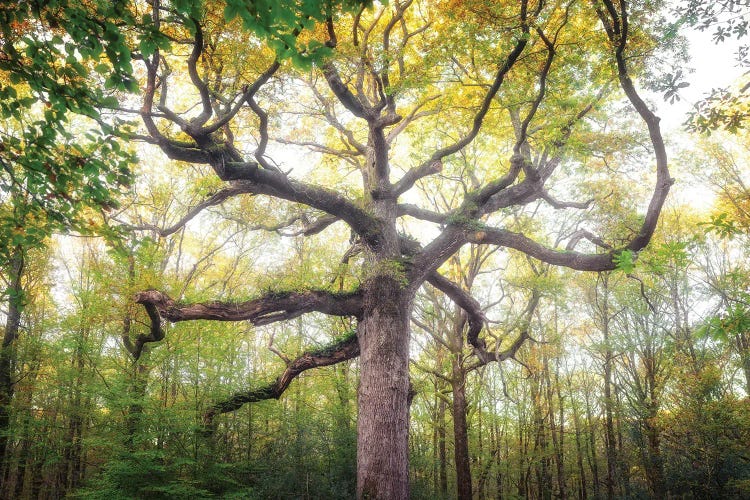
[426,272,486,350]
[202,332,360,429]
[134,288,363,326]
[426,271,539,369]
[122,299,165,361]
[466,290,540,371]
[597,0,673,252]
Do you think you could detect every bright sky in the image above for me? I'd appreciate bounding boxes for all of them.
[659,28,746,132]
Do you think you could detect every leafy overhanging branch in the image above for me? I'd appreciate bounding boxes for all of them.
[202,331,360,429]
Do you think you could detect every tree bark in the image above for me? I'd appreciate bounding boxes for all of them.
[437,397,448,497]
[599,275,618,499]
[0,247,24,467]
[357,276,411,499]
[451,360,473,500]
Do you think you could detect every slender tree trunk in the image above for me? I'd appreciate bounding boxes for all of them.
[517,404,528,499]
[545,347,566,500]
[643,364,665,497]
[614,387,629,497]
[62,326,87,494]
[571,400,588,500]
[530,354,552,500]
[11,355,41,498]
[583,390,600,500]
[599,277,617,500]
[356,276,411,499]
[13,410,31,498]
[451,362,473,500]
[437,397,448,497]
[736,333,750,396]
[0,247,24,468]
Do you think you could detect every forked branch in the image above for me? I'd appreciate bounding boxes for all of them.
[392,0,530,197]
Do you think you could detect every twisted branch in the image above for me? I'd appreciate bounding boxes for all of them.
[135,288,363,326]
[202,332,360,429]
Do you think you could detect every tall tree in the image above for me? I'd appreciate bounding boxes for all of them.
[0,0,136,466]
[124,1,673,496]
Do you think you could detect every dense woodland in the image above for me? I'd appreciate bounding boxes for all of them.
[1,0,750,498]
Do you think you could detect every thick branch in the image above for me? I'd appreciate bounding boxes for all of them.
[203,332,360,429]
[566,229,612,251]
[398,203,451,224]
[186,21,213,130]
[135,289,361,326]
[467,227,615,271]
[426,272,538,369]
[598,0,673,251]
[220,170,383,247]
[322,63,371,119]
[541,189,594,210]
[426,272,486,349]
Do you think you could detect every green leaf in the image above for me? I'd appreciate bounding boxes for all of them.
[613,250,636,274]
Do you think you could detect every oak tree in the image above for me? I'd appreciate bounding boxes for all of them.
[121,0,673,497]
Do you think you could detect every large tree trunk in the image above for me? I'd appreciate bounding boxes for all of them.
[356,276,411,499]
